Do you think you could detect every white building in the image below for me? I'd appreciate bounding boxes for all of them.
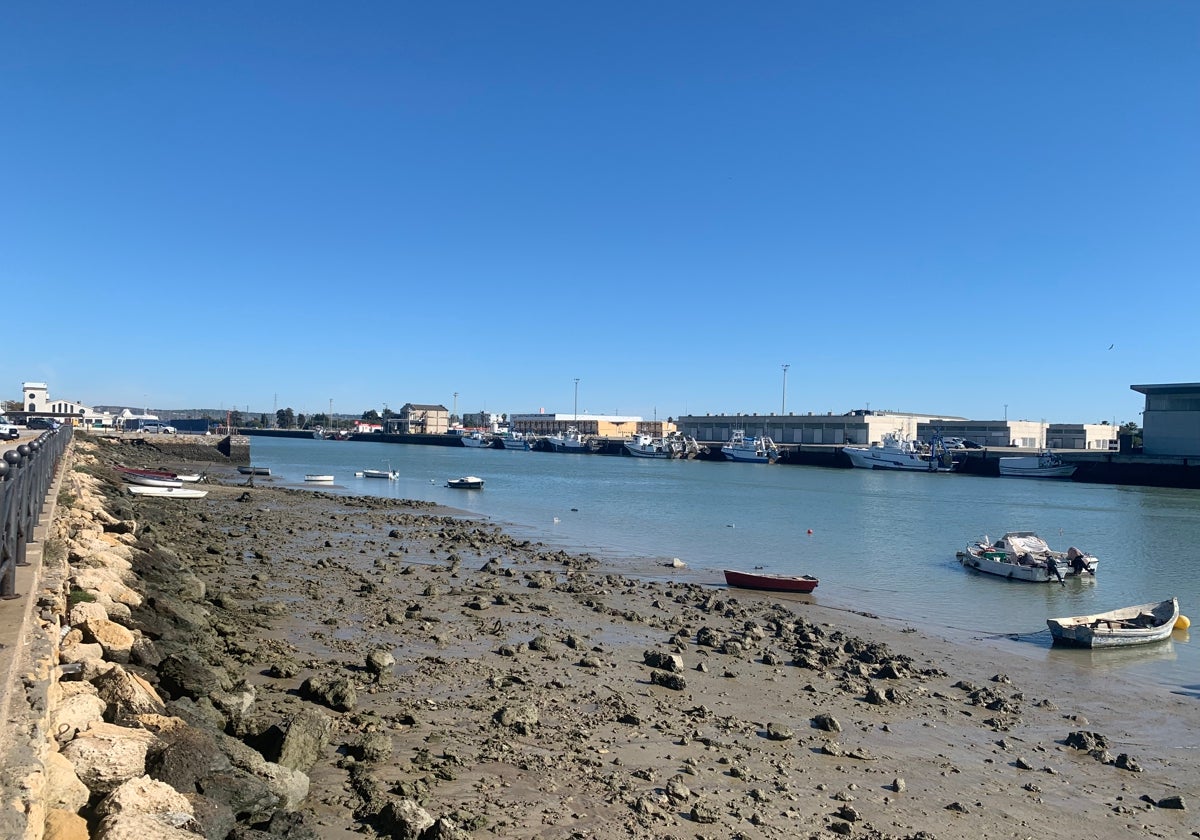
[21,382,116,429]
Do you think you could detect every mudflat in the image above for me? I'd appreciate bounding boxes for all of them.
[88,440,1199,838]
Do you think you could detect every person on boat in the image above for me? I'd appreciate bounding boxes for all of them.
[1066,546,1087,576]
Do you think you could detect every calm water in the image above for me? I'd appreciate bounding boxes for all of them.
[245,436,1198,693]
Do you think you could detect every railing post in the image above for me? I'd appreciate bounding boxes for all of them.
[0,450,21,599]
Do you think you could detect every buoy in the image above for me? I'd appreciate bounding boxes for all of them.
[807,529,813,535]
[1176,614,1191,631]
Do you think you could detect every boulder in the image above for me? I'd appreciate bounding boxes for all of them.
[145,726,231,793]
[79,618,136,664]
[44,750,90,812]
[93,665,167,721]
[93,812,199,840]
[60,722,160,795]
[93,774,193,820]
[275,707,333,773]
[43,808,89,840]
[69,600,110,626]
[51,690,107,743]
[157,653,234,701]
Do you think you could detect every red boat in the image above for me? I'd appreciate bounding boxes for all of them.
[723,569,819,593]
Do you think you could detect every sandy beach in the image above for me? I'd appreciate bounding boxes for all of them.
[47,438,1199,838]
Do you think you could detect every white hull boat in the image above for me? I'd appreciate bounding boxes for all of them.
[128,485,209,499]
[999,450,1077,479]
[547,427,588,452]
[957,531,1098,582]
[460,431,492,448]
[359,469,398,479]
[1048,598,1179,648]
[722,430,778,463]
[843,432,956,472]
[304,474,335,483]
[446,475,484,489]
[624,433,676,458]
[121,473,183,488]
[499,432,530,450]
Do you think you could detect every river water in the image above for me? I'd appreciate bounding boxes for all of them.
[243,436,1198,695]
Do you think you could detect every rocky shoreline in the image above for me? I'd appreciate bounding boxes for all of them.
[16,436,1198,838]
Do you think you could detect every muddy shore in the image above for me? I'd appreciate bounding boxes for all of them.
[54,438,1199,838]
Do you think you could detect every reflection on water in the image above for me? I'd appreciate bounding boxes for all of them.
[1044,638,1177,672]
[245,436,1198,693]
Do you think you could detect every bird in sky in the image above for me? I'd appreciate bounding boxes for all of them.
[1108,344,1114,350]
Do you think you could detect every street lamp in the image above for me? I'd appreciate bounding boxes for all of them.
[781,365,790,416]
[574,378,580,422]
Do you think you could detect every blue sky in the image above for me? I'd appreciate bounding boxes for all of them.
[4,3,1195,424]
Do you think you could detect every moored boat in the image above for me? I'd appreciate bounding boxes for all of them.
[237,466,271,476]
[359,468,398,479]
[624,433,674,458]
[721,430,779,463]
[460,430,493,448]
[546,427,589,453]
[957,531,1098,582]
[446,475,485,489]
[1047,598,1179,648]
[498,431,530,450]
[304,474,335,483]
[724,569,819,593]
[843,432,956,472]
[999,450,1077,479]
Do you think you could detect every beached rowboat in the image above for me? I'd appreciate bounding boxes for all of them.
[127,486,209,499]
[304,474,335,482]
[1047,598,1179,648]
[724,569,819,593]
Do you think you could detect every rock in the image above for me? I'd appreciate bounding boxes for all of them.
[494,702,539,735]
[812,713,842,732]
[145,726,230,793]
[891,777,905,793]
[60,722,160,795]
[276,707,333,773]
[1065,731,1109,752]
[92,812,199,840]
[643,650,684,672]
[300,675,357,712]
[765,723,794,741]
[356,731,393,764]
[665,774,692,802]
[93,774,194,820]
[689,798,719,824]
[366,648,396,675]
[51,689,107,743]
[1113,753,1143,772]
[157,653,234,701]
[1157,795,1186,809]
[92,665,167,722]
[650,670,687,691]
[183,794,236,840]
[44,749,90,812]
[376,798,436,840]
[44,808,89,840]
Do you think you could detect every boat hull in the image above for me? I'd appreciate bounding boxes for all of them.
[361,470,397,479]
[843,447,955,471]
[1048,598,1179,648]
[724,569,819,593]
[447,476,484,489]
[237,466,271,476]
[128,486,208,498]
[304,475,335,482]
[122,473,183,488]
[998,463,1077,478]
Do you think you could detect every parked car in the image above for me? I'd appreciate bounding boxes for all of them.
[0,418,19,440]
[961,440,984,449]
[141,422,177,434]
[26,417,60,430]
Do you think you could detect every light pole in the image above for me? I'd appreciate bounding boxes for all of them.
[573,378,580,422]
[453,392,458,421]
[781,364,790,416]
[1004,404,1008,421]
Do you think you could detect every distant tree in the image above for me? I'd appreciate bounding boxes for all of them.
[259,413,268,427]
[297,413,307,428]
[229,410,243,429]
[277,408,295,428]
[362,409,381,422]
[381,407,395,420]
[2,399,21,413]
[1120,421,1143,447]
[310,412,329,427]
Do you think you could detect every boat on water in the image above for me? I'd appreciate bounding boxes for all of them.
[624,433,676,459]
[999,450,1077,479]
[237,466,272,476]
[842,432,956,472]
[304,474,335,483]
[359,468,398,479]
[957,531,1099,582]
[446,475,485,489]
[128,485,209,499]
[546,427,589,453]
[724,569,819,593]
[460,431,493,448]
[721,430,779,463]
[498,431,530,450]
[1047,598,1180,648]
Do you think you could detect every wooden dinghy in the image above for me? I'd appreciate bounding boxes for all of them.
[1047,598,1179,648]
[724,569,819,593]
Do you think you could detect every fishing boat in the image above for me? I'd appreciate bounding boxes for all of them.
[498,431,530,450]
[304,474,335,483]
[446,475,485,489]
[724,569,819,593]
[624,433,675,458]
[237,466,272,476]
[546,427,589,453]
[957,531,1098,582]
[460,430,493,448]
[998,450,1077,479]
[127,486,209,499]
[721,430,779,463]
[842,432,956,472]
[1047,598,1180,648]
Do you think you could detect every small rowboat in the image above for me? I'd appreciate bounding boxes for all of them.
[723,569,819,593]
[128,486,209,499]
[358,469,398,480]
[304,474,335,483]
[121,472,183,488]
[446,475,484,489]
[237,466,271,476]
[117,466,203,483]
[1047,598,1179,648]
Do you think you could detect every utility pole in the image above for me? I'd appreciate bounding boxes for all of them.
[574,378,580,422]
[781,364,790,416]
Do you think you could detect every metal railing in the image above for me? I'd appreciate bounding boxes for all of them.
[0,426,72,599]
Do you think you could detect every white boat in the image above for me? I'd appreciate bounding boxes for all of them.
[121,472,183,488]
[446,475,484,489]
[460,431,493,448]
[721,430,779,463]
[999,450,1077,479]
[304,474,335,483]
[546,427,589,453]
[359,468,398,479]
[128,485,209,499]
[842,432,956,472]
[624,433,676,459]
[498,432,530,450]
[1048,598,1179,648]
[957,531,1099,582]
